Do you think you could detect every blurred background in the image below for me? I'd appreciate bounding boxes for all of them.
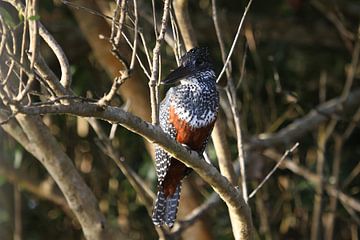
[0,0,359,239]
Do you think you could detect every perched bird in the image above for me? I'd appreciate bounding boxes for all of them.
[152,47,219,227]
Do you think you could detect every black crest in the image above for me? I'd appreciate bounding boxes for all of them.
[162,47,213,84]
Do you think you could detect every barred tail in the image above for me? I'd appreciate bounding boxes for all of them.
[152,185,181,228]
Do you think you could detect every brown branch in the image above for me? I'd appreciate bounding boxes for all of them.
[173,0,198,49]
[1,59,122,240]
[212,0,248,204]
[216,0,253,83]
[13,185,21,240]
[149,0,171,125]
[325,135,343,240]
[13,113,119,239]
[112,0,127,48]
[310,0,354,52]
[248,88,360,149]
[171,194,221,238]
[171,3,230,239]
[18,100,254,239]
[248,143,299,199]
[263,150,360,213]
[0,163,75,221]
[87,118,155,209]
[87,118,171,240]
[211,116,237,184]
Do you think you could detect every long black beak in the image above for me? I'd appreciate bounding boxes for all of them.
[161,65,195,85]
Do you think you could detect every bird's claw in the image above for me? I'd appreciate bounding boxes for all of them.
[181,143,192,153]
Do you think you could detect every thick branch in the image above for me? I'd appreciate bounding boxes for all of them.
[0,111,121,239]
[19,101,254,239]
[0,163,74,220]
[173,0,198,49]
[13,114,117,240]
[249,88,360,149]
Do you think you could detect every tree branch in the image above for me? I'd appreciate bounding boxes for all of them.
[18,100,254,239]
[149,0,171,125]
[249,88,360,149]
[0,162,75,221]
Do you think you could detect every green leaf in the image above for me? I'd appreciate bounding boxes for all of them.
[0,176,5,186]
[0,7,16,28]
[28,15,41,21]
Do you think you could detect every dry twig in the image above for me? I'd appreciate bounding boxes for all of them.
[248,142,299,199]
[149,0,171,125]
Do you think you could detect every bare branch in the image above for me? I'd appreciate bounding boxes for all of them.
[212,0,248,201]
[248,88,360,149]
[311,0,354,52]
[18,100,254,239]
[0,162,75,221]
[149,0,171,125]
[248,142,299,199]
[173,0,198,49]
[129,0,138,70]
[216,0,253,83]
[87,118,155,209]
[171,194,221,237]
[112,0,127,48]
[263,150,360,213]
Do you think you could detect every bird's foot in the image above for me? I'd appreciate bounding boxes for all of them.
[181,144,204,159]
[181,143,192,153]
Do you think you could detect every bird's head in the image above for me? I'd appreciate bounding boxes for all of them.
[162,47,214,85]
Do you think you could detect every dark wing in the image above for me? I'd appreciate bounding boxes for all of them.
[155,88,177,185]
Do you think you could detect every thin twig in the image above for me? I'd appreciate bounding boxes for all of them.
[216,0,253,83]
[18,2,28,94]
[97,0,133,106]
[169,10,181,65]
[171,193,221,237]
[311,77,329,240]
[311,0,354,52]
[113,0,127,48]
[340,198,360,226]
[120,32,151,79]
[0,110,19,125]
[110,0,121,44]
[263,149,360,213]
[139,31,152,71]
[151,0,158,38]
[37,24,72,89]
[325,135,343,240]
[0,16,8,57]
[129,0,138,69]
[248,142,299,199]
[149,0,171,125]
[15,0,39,102]
[226,83,248,201]
[13,185,22,240]
[212,0,248,201]
[87,118,155,209]
[62,0,112,21]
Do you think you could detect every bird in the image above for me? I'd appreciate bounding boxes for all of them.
[152,47,219,228]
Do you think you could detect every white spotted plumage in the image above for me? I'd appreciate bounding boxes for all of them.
[152,47,219,228]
